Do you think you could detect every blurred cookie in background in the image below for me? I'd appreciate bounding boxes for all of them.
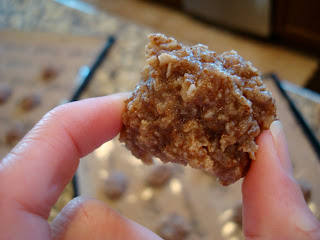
[157,213,191,240]
[145,164,173,188]
[19,94,41,111]
[0,86,12,105]
[4,123,26,146]
[103,171,128,200]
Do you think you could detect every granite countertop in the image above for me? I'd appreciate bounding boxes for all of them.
[1,0,320,228]
[1,0,319,140]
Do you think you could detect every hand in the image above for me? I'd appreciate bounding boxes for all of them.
[0,93,319,240]
[242,121,320,239]
[0,93,162,240]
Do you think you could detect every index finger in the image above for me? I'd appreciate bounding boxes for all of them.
[0,93,129,219]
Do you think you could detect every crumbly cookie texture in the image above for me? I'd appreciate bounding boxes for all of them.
[120,34,276,185]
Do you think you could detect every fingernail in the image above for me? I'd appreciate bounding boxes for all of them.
[293,209,320,235]
[270,120,294,177]
[270,120,283,140]
[112,92,132,100]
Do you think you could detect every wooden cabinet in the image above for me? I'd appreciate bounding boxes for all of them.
[273,0,320,54]
[147,0,319,53]
[144,0,182,8]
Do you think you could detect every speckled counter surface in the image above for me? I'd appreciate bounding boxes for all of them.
[1,0,319,140]
[0,0,152,223]
[1,0,320,237]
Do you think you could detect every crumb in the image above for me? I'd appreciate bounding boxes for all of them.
[120,34,276,185]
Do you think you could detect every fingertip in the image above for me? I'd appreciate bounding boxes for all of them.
[0,92,132,224]
[242,128,320,239]
[242,130,279,234]
[242,129,287,229]
[110,91,132,100]
[270,120,293,175]
[49,92,131,158]
[51,197,162,240]
[243,130,282,189]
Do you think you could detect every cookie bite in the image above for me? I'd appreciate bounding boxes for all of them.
[120,34,276,185]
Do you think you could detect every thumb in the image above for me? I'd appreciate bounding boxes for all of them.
[51,197,163,240]
[242,121,320,239]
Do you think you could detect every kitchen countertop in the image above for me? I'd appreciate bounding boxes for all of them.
[1,0,319,140]
[1,0,320,229]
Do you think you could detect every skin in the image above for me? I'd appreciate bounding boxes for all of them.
[0,93,319,240]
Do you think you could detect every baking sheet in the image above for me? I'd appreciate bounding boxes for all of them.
[0,30,105,160]
[0,30,105,221]
[77,76,320,240]
[1,30,319,239]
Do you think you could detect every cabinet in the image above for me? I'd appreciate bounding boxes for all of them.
[273,0,320,53]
